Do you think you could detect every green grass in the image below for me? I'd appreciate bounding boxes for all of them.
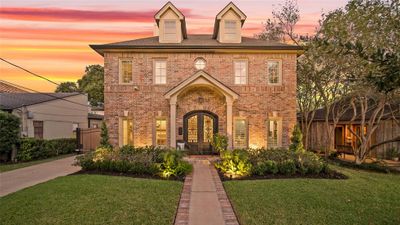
[0,175,183,225]
[0,154,75,173]
[224,166,400,225]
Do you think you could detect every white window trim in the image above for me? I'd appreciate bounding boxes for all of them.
[233,59,248,85]
[153,59,167,85]
[153,117,168,146]
[119,117,134,147]
[267,59,283,86]
[233,117,248,149]
[266,117,283,148]
[119,59,133,85]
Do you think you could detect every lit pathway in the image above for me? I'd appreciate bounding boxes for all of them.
[175,157,239,225]
[0,155,80,197]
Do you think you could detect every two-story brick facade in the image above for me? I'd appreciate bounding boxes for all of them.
[91,2,302,153]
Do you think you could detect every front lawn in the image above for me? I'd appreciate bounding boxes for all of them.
[0,154,75,173]
[224,166,400,225]
[0,175,182,225]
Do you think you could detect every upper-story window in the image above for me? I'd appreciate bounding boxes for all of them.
[234,60,247,84]
[119,60,133,84]
[194,58,206,70]
[267,60,282,85]
[225,20,237,40]
[164,20,177,40]
[154,60,167,84]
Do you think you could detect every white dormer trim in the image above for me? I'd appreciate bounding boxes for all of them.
[212,2,247,42]
[154,1,187,43]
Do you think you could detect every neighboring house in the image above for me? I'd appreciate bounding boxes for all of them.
[88,106,104,128]
[303,105,400,159]
[0,93,88,139]
[0,81,28,93]
[90,2,301,153]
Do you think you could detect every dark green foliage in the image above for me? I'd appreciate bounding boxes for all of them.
[289,125,304,152]
[252,160,279,175]
[77,65,104,106]
[211,133,228,153]
[0,111,20,156]
[76,146,192,179]
[278,159,297,175]
[55,82,79,93]
[215,149,252,177]
[16,138,76,162]
[99,121,112,149]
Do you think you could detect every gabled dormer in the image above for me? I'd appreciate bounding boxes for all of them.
[154,2,187,43]
[212,2,247,43]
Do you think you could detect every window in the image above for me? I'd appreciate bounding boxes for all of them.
[121,118,133,146]
[119,60,133,84]
[155,119,167,146]
[267,118,282,148]
[225,20,237,40]
[234,119,247,148]
[267,60,282,84]
[33,121,43,139]
[234,60,247,84]
[154,60,167,84]
[164,20,177,40]
[194,58,206,70]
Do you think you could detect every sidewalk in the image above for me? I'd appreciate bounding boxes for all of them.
[0,155,80,197]
[175,157,239,225]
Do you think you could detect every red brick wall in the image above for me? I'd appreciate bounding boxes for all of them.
[103,52,297,148]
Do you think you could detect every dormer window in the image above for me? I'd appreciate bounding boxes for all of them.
[164,20,177,41]
[225,20,237,40]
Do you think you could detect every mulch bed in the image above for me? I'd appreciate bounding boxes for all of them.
[70,170,185,181]
[217,169,348,181]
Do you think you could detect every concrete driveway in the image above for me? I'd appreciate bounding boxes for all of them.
[0,155,81,197]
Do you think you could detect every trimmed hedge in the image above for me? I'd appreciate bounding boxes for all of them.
[75,146,192,179]
[16,138,76,162]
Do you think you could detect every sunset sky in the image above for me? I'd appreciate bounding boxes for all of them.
[0,0,348,92]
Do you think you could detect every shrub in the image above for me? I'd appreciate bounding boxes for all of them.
[279,159,297,175]
[0,111,20,158]
[289,125,304,152]
[211,133,228,153]
[16,138,76,162]
[100,121,112,149]
[215,149,252,177]
[252,160,278,175]
[160,150,192,178]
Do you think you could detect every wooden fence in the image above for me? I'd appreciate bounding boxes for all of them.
[77,128,101,152]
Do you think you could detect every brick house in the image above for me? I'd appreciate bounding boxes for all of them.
[91,2,302,153]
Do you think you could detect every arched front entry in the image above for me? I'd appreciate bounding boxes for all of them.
[183,110,218,154]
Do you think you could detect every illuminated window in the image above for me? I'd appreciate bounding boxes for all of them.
[267,118,281,148]
[267,60,281,84]
[154,60,167,84]
[188,115,198,143]
[203,115,214,142]
[234,119,247,148]
[119,60,133,84]
[121,118,133,146]
[194,58,206,70]
[164,20,177,40]
[234,60,247,84]
[156,119,167,146]
[225,20,237,40]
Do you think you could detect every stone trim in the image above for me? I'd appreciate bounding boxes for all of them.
[174,172,193,225]
[209,163,240,225]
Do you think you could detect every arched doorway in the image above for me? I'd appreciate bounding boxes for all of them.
[183,110,218,154]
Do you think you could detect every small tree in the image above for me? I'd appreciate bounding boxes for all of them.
[0,111,21,161]
[289,125,304,152]
[100,121,111,149]
[211,133,228,154]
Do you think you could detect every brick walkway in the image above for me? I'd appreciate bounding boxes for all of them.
[175,157,239,225]
[0,155,80,197]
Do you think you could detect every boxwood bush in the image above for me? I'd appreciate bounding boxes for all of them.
[16,138,76,162]
[75,146,192,179]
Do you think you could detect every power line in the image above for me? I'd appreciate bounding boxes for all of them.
[0,57,60,86]
[0,80,89,108]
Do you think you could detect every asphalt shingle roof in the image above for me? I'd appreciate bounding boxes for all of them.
[0,93,81,110]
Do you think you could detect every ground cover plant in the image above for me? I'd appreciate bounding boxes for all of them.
[75,145,192,179]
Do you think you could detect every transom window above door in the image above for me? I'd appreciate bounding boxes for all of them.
[154,60,167,84]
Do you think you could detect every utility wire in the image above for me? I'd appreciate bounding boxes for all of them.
[0,80,89,108]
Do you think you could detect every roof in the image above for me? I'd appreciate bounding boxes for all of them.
[154,1,187,39]
[0,93,81,110]
[90,34,302,55]
[88,113,104,120]
[0,81,28,93]
[212,2,247,39]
